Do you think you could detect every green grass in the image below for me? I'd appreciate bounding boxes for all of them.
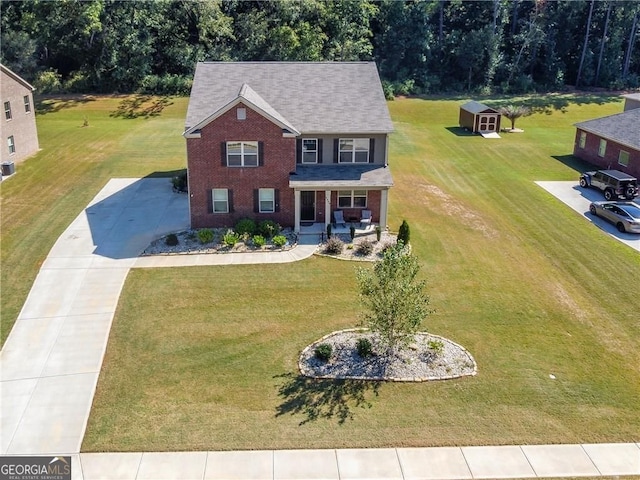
[0,95,187,345]
[80,94,640,451]
[2,93,638,451]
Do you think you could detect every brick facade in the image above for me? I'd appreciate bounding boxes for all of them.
[573,129,640,178]
[1,66,39,165]
[187,102,296,228]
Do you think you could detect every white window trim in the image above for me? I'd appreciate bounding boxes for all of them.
[302,138,318,164]
[618,150,630,167]
[579,131,586,149]
[339,138,369,163]
[4,101,12,121]
[259,188,275,213]
[8,136,15,155]
[227,141,258,167]
[338,190,367,208]
[598,139,607,157]
[24,95,31,114]
[212,188,229,213]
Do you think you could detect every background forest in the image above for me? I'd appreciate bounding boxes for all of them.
[2,0,639,96]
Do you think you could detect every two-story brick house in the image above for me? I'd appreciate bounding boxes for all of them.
[184,62,394,232]
[1,64,39,167]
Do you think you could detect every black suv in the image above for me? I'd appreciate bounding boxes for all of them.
[579,169,639,200]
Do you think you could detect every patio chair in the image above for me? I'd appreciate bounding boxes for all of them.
[360,210,372,228]
[333,210,346,228]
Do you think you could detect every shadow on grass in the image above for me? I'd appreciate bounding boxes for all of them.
[110,95,173,119]
[445,126,476,137]
[275,372,380,425]
[485,93,623,115]
[35,94,96,115]
[551,155,597,173]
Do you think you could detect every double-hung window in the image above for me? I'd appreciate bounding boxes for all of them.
[212,189,229,213]
[302,139,318,163]
[338,190,367,208]
[339,138,369,163]
[259,188,275,213]
[598,139,607,157]
[24,96,31,113]
[7,136,15,155]
[227,141,258,167]
[618,150,630,167]
[579,131,586,149]
[4,101,12,120]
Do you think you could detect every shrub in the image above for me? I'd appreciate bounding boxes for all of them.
[197,228,214,244]
[252,234,266,247]
[356,239,374,256]
[272,235,287,248]
[381,241,397,253]
[223,230,240,247]
[356,337,373,358]
[258,220,280,238]
[165,233,179,246]
[171,170,187,192]
[235,218,257,236]
[398,220,410,245]
[314,343,332,361]
[427,339,444,356]
[375,225,381,241]
[324,236,344,254]
[33,69,63,94]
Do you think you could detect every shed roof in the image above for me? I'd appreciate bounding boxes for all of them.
[185,62,393,135]
[574,108,640,151]
[460,101,499,115]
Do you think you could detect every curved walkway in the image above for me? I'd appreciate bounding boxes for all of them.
[1,178,638,479]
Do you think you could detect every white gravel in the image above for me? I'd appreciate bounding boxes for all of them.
[299,329,477,382]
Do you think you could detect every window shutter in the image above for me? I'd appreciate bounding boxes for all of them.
[333,139,339,163]
[258,141,264,166]
[275,189,280,212]
[369,138,375,163]
[296,139,302,164]
[253,189,259,213]
[207,190,214,213]
[318,139,323,164]
[221,142,227,166]
[228,189,234,212]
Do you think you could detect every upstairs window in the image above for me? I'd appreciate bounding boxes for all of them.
[24,96,31,113]
[4,101,12,120]
[302,139,318,163]
[598,139,607,157]
[227,141,258,167]
[339,138,369,163]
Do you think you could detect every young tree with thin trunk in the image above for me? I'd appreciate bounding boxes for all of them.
[498,104,531,131]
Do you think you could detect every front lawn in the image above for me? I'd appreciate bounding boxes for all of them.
[82,95,640,451]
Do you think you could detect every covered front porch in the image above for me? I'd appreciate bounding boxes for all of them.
[289,164,393,234]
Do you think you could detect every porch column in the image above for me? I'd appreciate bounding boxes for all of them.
[380,189,389,229]
[324,190,332,226]
[294,189,301,233]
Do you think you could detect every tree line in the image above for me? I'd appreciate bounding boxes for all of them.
[2,0,639,97]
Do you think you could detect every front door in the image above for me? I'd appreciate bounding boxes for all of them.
[301,191,315,222]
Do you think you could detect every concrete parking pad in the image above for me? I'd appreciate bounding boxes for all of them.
[462,446,535,479]
[80,452,142,480]
[205,450,273,480]
[336,449,403,479]
[581,443,640,475]
[522,444,600,477]
[136,452,207,480]
[397,447,472,480]
[274,449,339,480]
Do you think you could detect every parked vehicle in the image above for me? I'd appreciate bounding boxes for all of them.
[579,170,639,200]
[589,201,640,233]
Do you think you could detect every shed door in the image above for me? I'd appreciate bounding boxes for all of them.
[478,114,497,132]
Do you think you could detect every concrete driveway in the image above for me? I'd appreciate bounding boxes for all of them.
[536,181,640,253]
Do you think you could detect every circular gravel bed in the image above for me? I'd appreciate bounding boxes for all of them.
[299,329,477,382]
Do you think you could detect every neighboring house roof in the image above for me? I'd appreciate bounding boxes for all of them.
[185,62,394,135]
[622,93,640,102]
[289,164,393,189]
[574,108,640,151]
[460,101,498,115]
[0,64,35,91]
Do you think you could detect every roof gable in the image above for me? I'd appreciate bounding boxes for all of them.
[575,108,640,151]
[185,62,394,135]
[1,64,35,91]
[460,101,498,115]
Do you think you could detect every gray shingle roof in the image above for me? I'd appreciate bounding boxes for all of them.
[575,108,640,151]
[460,101,498,114]
[290,165,393,188]
[185,62,394,135]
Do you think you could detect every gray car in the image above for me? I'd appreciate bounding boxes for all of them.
[589,201,640,233]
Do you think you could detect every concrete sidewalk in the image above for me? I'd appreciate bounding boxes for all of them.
[2,178,638,479]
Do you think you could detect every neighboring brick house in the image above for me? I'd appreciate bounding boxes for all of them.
[184,62,394,232]
[1,64,39,165]
[573,94,640,178]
